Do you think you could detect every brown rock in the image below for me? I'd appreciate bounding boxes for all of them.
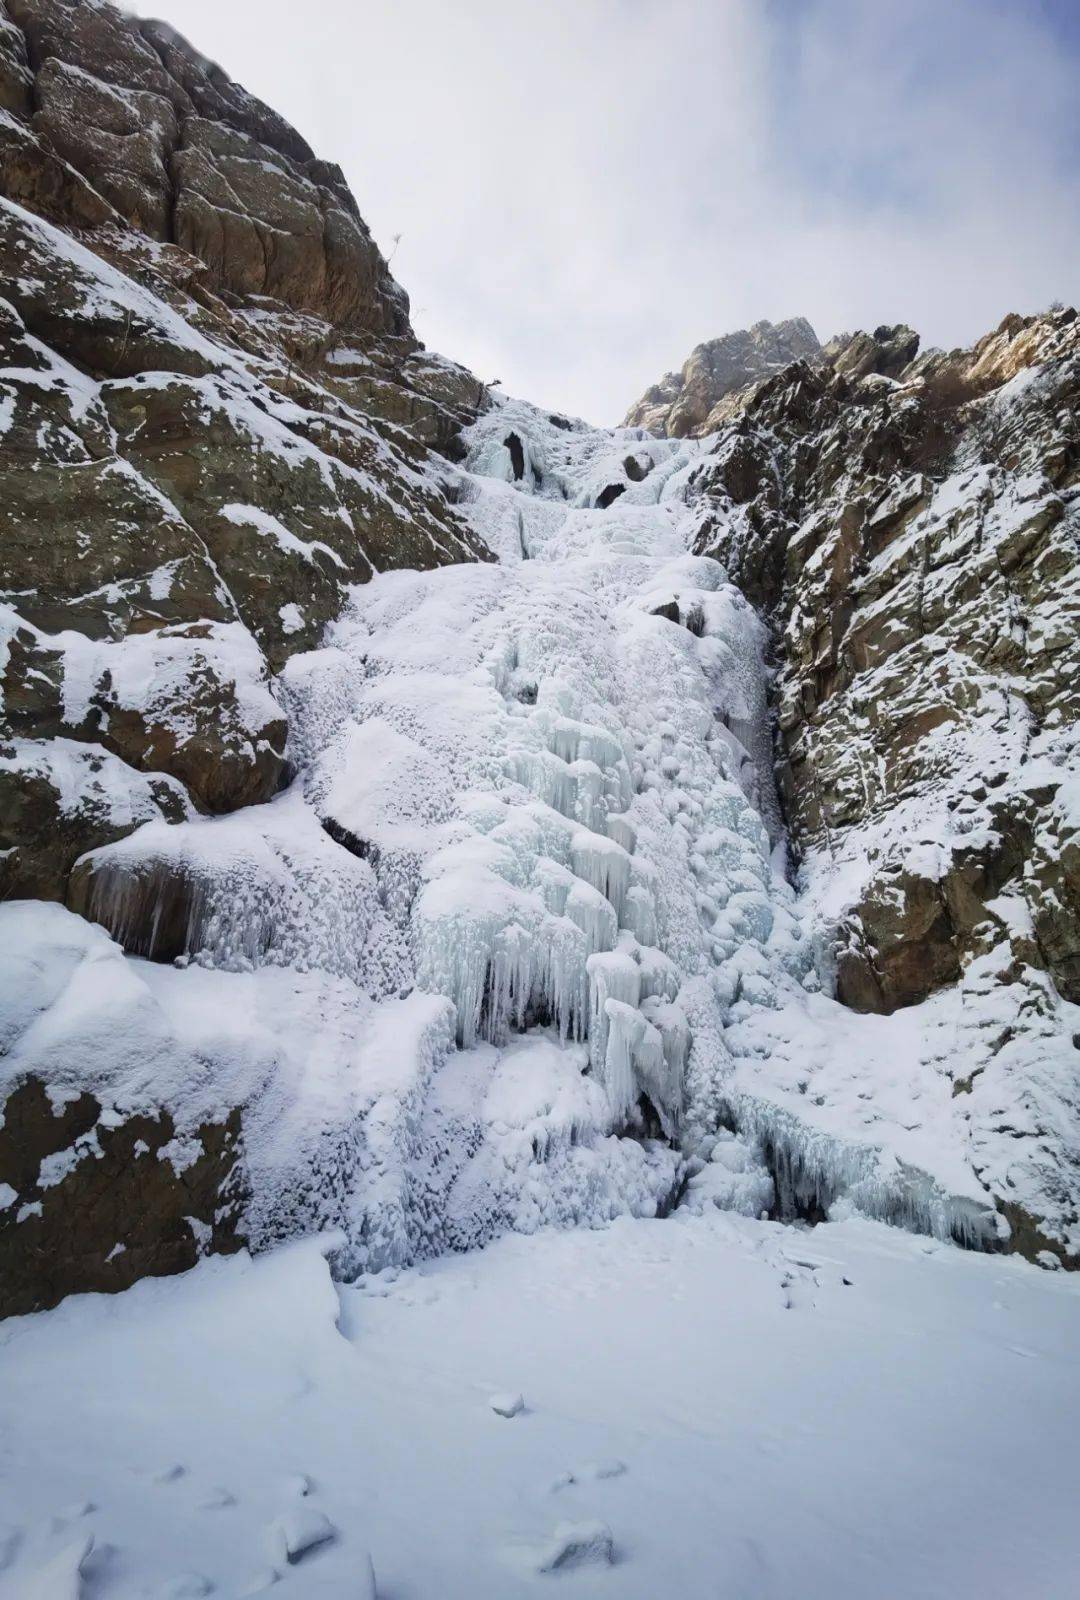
[624,318,821,438]
[0,1075,244,1318]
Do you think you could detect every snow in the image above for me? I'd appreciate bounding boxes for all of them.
[489,1391,525,1418]
[268,1507,337,1563]
[221,503,347,570]
[0,1215,1078,1598]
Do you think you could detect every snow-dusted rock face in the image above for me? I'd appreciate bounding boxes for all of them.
[0,0,491,1308]
[0,0,489,910]
[1,0,1078,1315]
[1,0,406,332]
[637,306,1080,1264]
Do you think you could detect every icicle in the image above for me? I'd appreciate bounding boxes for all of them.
[568,758,607,831]
[605,814,637,854]
[565,880,617,958]
[570,829,632,924]
[622,884,658,946]
[537,915,589,1041]
[533,857,574,917]
[636,946,679,1002]
[506,749,576,819]
[490,921,536,1036]
[84,859,212,963]
[602,999,644,1125]
[587,950,642,1070]
[606,759,634,815]
[729,1094,1001,1248]
[548,716,624,774]
[631,1015,671,1133]
[640,996,690,1125]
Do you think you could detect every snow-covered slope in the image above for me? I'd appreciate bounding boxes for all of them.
[1,1214,1078,1599]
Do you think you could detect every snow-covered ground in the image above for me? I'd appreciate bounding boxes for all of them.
[2,1212,1079,1598]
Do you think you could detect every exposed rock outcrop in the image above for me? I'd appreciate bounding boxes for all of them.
[0,1075,243,1317]
[0,0,491,910]
[624,317,821,437]
[681,309,1080,1015]
[4,0,408,331]
[628,307,1080,1265]
[0,0,495,1309]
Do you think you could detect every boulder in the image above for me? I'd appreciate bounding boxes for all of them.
[0,1074,244,1318]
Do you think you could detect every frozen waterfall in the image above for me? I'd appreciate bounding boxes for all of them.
[51,389,1007,1271]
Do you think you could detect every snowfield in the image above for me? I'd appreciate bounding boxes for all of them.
[1,1214,1078,1598]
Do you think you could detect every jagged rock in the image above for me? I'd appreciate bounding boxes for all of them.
[822,323,921,381]
[0,2,489,905]
[5,0,408,333]
[624,317,821,437]
[650,306,1080,1017]
[0,738,190,901]
[0,0,496,1308]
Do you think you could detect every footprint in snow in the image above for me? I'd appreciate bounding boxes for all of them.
[156,1574,212,1598]
[22,1533,95,1600]
[489,1391,525,1418]
[155,1574,212,1600]
[552,1460,627,1491]
[268,1506,337,1565]
[235,1568,280,1596]
[506,1521,616,1575]
[0,1525,20,1572]
[778,1264,818,1311]
[197,1487,236,1510]
[43,1500,95,1537]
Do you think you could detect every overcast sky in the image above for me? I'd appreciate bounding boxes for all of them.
[141,0,1080,424]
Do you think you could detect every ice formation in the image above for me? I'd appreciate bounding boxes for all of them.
[12,382,1072,1273]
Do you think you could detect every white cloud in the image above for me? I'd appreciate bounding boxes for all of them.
[143,0,1079,422]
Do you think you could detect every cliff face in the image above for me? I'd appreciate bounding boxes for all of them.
[0,0,489,908]
[624,317,822,438]
[678,313,1080,1012]
[651,312,1080,1266]
[0,0,407,331]
[0,0,490,1311]
[1,0,1078,1317]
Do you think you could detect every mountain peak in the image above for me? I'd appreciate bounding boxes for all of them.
[624,316,820,436]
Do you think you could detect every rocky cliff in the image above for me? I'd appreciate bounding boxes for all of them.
[636,311,1080,1264]
[0,0,489,1312]
[677,313,1080,1007]
[625,317,823,438]
[2,0,1078,1317]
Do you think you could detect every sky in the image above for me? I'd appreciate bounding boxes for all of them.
[140,0,1080,425]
